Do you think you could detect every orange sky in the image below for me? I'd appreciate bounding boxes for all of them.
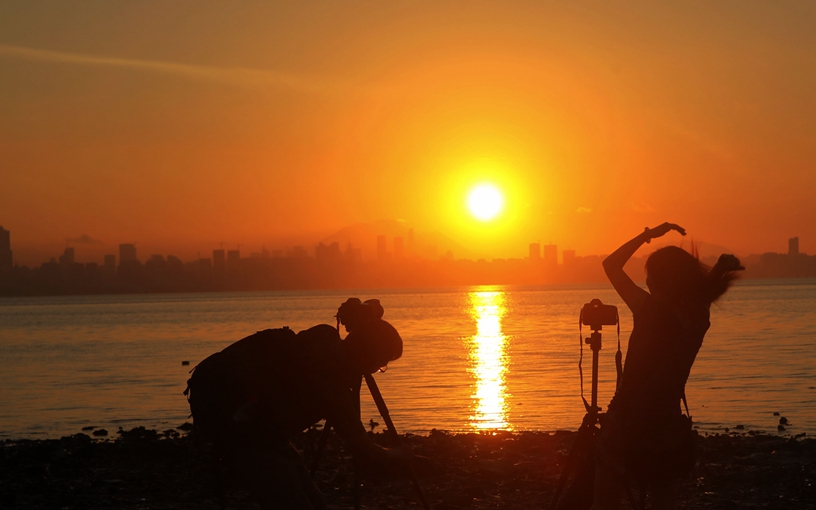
[2,1,815,265]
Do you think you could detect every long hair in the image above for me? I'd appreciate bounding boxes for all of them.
[645,246,740,306]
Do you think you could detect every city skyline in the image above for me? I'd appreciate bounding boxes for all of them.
[2,221,806,269]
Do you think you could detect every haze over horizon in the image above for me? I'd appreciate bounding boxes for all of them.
[2,1,815,266]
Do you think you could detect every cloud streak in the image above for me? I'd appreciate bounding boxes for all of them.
[0,43,338,93]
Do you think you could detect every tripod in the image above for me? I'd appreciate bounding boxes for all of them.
[548,299,639,510]
[547,324,606,510]
[310,370,431,510]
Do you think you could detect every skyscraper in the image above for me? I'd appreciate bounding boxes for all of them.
[119,244,138,264]
[213,249,226,272]
[0,226,11,270]
[227,250,240,272]
[789,237,799,256]
[59,247,75,265]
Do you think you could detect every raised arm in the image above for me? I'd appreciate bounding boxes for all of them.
[603,223,686,313]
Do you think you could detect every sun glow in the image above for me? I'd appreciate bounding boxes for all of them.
[467,184,504,221]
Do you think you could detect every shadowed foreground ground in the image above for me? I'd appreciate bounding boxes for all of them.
[0,426,813,509]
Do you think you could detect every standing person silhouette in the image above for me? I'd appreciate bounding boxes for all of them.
[593,223,743,510]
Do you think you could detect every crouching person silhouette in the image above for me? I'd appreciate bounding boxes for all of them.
[185,317,404,509]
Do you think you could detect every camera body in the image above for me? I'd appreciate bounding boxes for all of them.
[581,299,618,330]
[336,298,384,332]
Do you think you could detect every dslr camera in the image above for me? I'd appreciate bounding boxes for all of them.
[581,299,618,331]
[336,298,384,332]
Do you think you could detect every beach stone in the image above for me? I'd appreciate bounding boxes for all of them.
[92,429,108,437]
[779,416,788,425]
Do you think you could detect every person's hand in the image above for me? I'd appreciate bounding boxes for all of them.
[643,222,686,243]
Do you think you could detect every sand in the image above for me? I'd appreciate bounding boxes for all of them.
[0,425,813,509]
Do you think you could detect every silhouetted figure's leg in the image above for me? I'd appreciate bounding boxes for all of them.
[235,442,325,510]
[592,460,622,510]
[649,479,679,510]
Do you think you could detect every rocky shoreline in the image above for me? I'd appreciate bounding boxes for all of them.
[1,425,813,509]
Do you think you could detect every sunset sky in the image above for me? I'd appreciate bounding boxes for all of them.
[2,1,814,265]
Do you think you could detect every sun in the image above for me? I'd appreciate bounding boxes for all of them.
[467,184,504,221]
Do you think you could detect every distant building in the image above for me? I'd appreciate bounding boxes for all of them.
[377,235,387,261]
[119,244,138,264]
[789,237,799,256]
[103,254,116,272]
[167,255,183,270]
[59,247,75,265]
[394,237,404,260]
[529,242,541,260]
[213,249,226,272]
[288,246,307,259]
[543,244,558,271]
[344,243,361,263]
[0,226,12,270]
[562,249,576,267]
[226,250,240,272]
[315,242,341,262]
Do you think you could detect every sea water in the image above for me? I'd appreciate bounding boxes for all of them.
[1,279,814,439]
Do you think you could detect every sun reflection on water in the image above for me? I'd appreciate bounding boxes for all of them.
[467,289,511,430]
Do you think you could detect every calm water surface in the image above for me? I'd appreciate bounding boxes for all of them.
[1,280,814,439]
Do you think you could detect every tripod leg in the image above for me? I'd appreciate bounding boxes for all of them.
[548,414,598,510]
[363,374,431,510]
[364,374,398,439]
[310,420,332,478]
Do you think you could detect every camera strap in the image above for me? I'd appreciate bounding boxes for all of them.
[578,308,590,412]
[615,310,622,392]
